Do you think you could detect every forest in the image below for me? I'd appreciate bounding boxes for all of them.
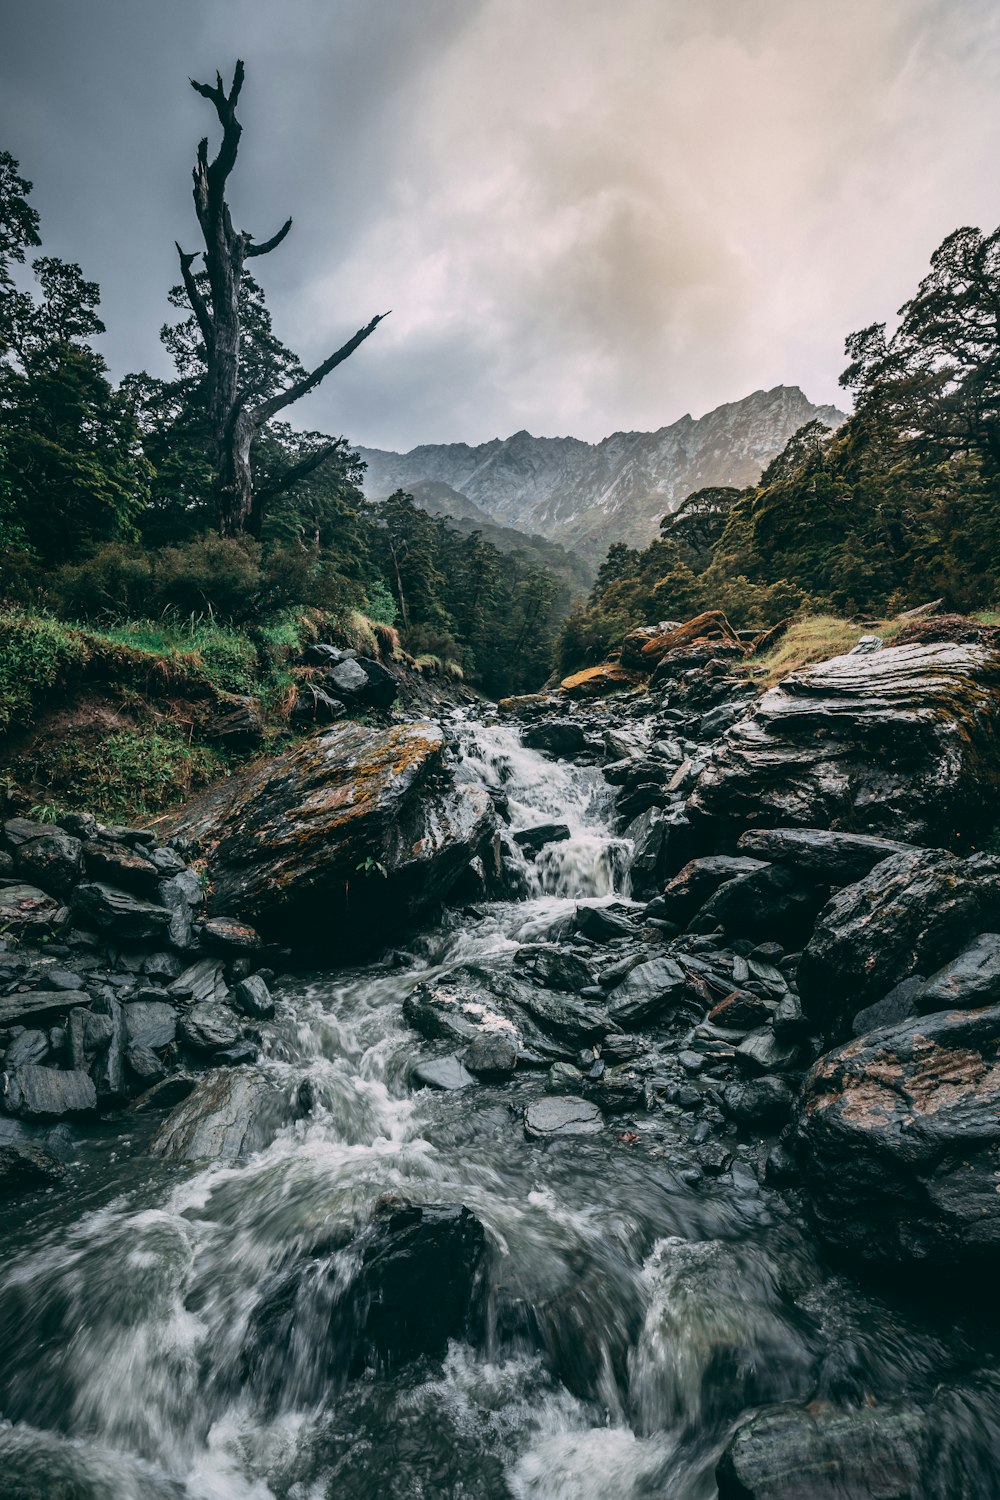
[0,108,574,713]
[559,221,1000,669]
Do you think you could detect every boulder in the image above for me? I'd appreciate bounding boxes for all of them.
[687,640,1000,848]
[574,903,636,943]
[463,1031,518,1078]
[403,981,520,1049]
[151,1068,292,1161]
[163,721,496,952]
[524,1096,603,1139]
[198,916,262,953]
[796,1003,1000,1268]
[0,1138,68,1194]
[2,1065,97,1121]
[411,1055,476,1091]
[4,1030,50,1068]
[716,1401,923,1500]
[559,664,640,699]
[0,990,89,1029]
[0,883,67,938]
[70,882,172,943]
[15,831,83,898]
[521,721,589,756]
[168,959,230,1006]
[327,655,398,709]
[662,855,769,922]
[604,956,690,1028]
[233,974,275,1020]
[123,1000,178,1050]
[736,827,916,884]
[797,848,994,1037]
[512,822,571,854]
[690,864,826,947]
[178,1002,243,1054]
[82,840,161,895]
[914,933,1000,1014]
[512,943,593,992]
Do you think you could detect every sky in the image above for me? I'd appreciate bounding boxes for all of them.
[3,0,1000,452]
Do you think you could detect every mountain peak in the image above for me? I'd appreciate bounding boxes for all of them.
[358,388,848,561]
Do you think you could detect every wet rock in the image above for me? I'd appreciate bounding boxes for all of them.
[463,1031,518,1077]
[559,663,641,698]
[515,989,612,1049]
[524,1096,603,1139]
[512,822,571,854]
[688,640,1000,848]
[708,989,775,1031]
[716,1400,923,1500]
[521,721,589,756]
[796,1002,1000,1268]
[163,721,496,953]
[123,1000,177,1050]
[914,932,1000,1014]
[353,1201,485,1370]
[129,1073,197,1113]
[233,974,275,1021]
[178,1002,243,1054]
[797,848,990,1038]
[157,868,204,949]
[723,1076,796,1130]
[851,977,922,1037]
[151,1068,292,1160]
[691,864,826,948]
[168,958,229,1007]
[546,1061,585,1092]
[0,883,67,938]
[412,1055,476,1090]
[404,982,520,1048]
[126,1042,167,1083]
[2,1065,97,1121]
[574,903,636,942]
[0,990,89,1028]
[662,855,769,923]
[207,692,266,749]
[82,840,161,895]
[0,1138,68,1193]
[289,684,347,726]
[513,943,594,993]
[736,826,917,884]
[71,882,172,944]
[198,916,262,953]
[736,1029,800,1075]
[4,1030,49,1068]
[604,956,690,1028]
[585,1067,646,1114]
[15,831,83,897]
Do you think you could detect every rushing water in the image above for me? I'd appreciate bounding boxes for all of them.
[2,720,1000,1498]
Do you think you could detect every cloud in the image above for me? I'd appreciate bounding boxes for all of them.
[3,0,1000,448]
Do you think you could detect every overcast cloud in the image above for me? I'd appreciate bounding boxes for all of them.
[3,0,1000,449]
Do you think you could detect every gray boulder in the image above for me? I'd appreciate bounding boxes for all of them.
[71,882,172,943]
[3,1065,97,1120]
[717,1401,923,1500]
[524,1096,603,1139]
[151,1068,292,1161]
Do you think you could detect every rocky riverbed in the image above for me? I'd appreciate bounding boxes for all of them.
[3,613,1000,1498]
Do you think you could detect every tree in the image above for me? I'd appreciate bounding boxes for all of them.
[840,224,1000,472]
[176,61,388,537]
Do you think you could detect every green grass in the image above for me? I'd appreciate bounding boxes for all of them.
[11,723,227,821]
[753,613,905,689]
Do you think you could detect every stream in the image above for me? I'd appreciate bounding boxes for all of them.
[1,721,999,1498]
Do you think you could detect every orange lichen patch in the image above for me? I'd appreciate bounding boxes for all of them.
[903,1042,1000,1114]
[639,610,744,664]
[559,664,640,699]
[836,1077,900,1128]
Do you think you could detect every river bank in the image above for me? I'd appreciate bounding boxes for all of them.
[2,609,1000,1498]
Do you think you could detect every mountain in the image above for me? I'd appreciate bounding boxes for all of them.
[358,386,848,559]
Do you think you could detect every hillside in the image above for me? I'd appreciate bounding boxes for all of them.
[359,385,847,559]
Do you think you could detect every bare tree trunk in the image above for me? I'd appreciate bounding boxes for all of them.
[176,62,388,537]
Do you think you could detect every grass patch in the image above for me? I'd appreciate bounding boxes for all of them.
[753,613,905,689]
[11,721,227,822]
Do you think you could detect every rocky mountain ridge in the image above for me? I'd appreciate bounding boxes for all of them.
[359,385,847,558]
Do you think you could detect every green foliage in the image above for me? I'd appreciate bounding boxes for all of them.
[12,722,225,821]
[0,612,89,730]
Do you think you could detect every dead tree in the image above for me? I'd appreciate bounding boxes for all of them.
[176,61,387,536]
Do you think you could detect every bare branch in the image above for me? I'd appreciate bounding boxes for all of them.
[246,217,293,258]
[175,242,214,351]
[252,312,390,425]
[254,437,351,507]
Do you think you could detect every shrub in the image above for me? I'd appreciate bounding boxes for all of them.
[0,613,89,731]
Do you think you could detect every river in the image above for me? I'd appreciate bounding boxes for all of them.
[0,720,998,1498]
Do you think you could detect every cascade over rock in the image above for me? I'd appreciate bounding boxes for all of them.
[164,719,497,951]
